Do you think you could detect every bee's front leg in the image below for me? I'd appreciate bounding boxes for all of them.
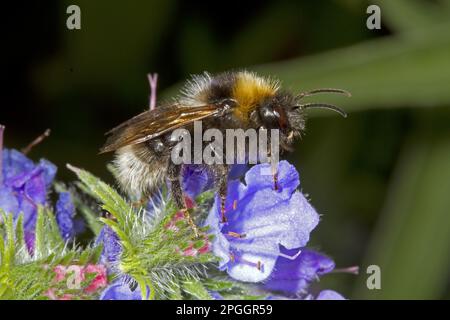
[266,132,278,191]
[167,162,200,238]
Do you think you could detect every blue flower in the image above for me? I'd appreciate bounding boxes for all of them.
[205,161,320,282]
[0,149,57,252]
[100,277,150,300]
[268,290,346,300]
[100,278,143,300]
[1,149,56,228]
[263,248,335,294]
[96,225,121,273]
[0,127,75,251]
[55,192,76,240]
[182,165,214,199]
[182,164,248,199]
[313,290,345,300]
[209,291,224,300]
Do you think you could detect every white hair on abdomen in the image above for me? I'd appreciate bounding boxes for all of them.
[178,71,212,106]
[113,144,167,199]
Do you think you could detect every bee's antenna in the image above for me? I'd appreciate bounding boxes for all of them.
[297,88,351,99]
[298,103,348,118]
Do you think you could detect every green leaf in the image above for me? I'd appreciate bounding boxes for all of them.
[67,164,135,229]
[99,217,133,252]
[34,206,64,259]
[355,131,450,299]
[162,20,450,114]
[195,190,215,206]
[34,207,46,260]
[203,278,235,292]
[69,164,219,299]
[78,205,103,236]
[0,229,4,268]
[254,22,450,114]
[182,279,213,300]
[0,212,15,272]
[0,206,102,299]
[167,281,183,300]
[372,0,445,33]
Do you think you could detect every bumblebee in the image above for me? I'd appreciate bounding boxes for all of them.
[100,70,349,235]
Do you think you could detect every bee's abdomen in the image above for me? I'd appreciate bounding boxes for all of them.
[113,144,168,199]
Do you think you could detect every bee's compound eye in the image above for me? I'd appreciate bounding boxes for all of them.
[148,139,165,153]
[259,104,279,128]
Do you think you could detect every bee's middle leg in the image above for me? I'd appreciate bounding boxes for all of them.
[167,162,199,237]
[212,164,229,223]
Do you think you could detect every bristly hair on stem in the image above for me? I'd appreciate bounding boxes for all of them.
[0,208,102,300]
[67,163,221,299]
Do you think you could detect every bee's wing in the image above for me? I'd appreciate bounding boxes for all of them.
[99,104,221,153]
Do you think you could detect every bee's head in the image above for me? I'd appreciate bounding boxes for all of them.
[258,88,350,151]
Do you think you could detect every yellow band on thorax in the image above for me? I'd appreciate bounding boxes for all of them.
[232,72,278,121]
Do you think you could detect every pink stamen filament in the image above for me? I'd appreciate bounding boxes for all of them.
[332,266,360,275]
[147,73,158,110]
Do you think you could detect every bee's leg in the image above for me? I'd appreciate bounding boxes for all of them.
[212,164,229,223]
[267,133,279,191]
[167,163,200,237]
[272,162,279,191]
[260,132,278,191]
[131,187,156,208]
[132,196,149,208]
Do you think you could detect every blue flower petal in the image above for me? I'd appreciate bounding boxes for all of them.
[55,192,75,240]
[23,169,47,203]
[0,147,62,254]
[228,164,248,180]
[0,186,19,216]
[206,161,319,283]
[96,226,122,273]
[182,165,213,198]
[100,279,143,300]
[264,249,335,294]
[209,291,224,300]
[223,191,319,250]
[1,149,34,184]
[315,290,346,300]
[22,171,47,228]
[244,160,299,197]
[36,159,57,188]
[182,164,247,199]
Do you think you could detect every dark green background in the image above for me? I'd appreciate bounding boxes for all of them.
[3,0,450,299]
